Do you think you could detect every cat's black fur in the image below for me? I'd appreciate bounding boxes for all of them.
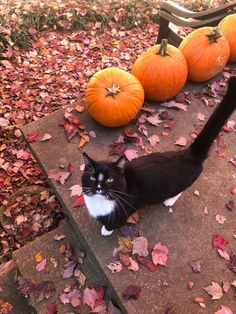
[82,77,236,231]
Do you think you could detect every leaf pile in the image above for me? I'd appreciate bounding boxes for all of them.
[0,186,66,264]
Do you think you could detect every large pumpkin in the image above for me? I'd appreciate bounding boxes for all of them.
[179,27,230,82]
[131,39,188,101]
[218,14,236,62]
[85,67,144,127]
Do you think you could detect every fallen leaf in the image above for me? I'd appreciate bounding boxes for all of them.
[59,245,66,254]
[74,266,86,287]
[72,194,85,207]
[36,259,47,272]
[174,137,187,147]
[151,242,169,266]
[132,236,148,257]
[48,169,71,185]
[18,278,56,304]
[27,132,39,142]
[148,134,160,147]
[190,260,201,273]
[222,280,230,293]
[231,280,236,287]
[106,261,122,273]
[122,285,142,300]
[229,156,236,166]
[34,252,43,263]
[217,249,230,260]
[127,257,139,272]
[69,184,82,197]
[187,281,194,289]
[212,234,229,251]
[107,300,122,314]
[126,209,145,224]
[0,118,10,127]
[197,112,205,121]
[225,200,235,211]
[162,100,187,111]
[119,254,130,266]
[118,236,133,253]
[216,214,226,224]
[40,133,52,141]
[124,149,139,161]
[45,302,57,314]
[54,234,66,241]
[204,281,223,300]
[227,251,236,273]
[83,288,100,310]
[214,305,234,314]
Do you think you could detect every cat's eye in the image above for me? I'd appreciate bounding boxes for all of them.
[107,178,113,183]
[90,176,96,181]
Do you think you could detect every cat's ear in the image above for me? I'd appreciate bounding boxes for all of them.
[83,152,95,168]
[115,156,126,171]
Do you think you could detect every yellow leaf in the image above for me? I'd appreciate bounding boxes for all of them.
[118,236,132,253]
[59,244,66,254]
[34,252,43,263]
[0,144,6,152]
[79,137,88,148]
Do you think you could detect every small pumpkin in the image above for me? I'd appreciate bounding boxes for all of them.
[179,27,230,82]
[85,67,144,127]
[131,39,188,101]
[219,14,236,62]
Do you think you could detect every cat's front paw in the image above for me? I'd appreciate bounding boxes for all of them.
[101,225,113,236]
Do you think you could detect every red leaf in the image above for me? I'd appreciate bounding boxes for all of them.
[21,226,31,238]
[122,285,142,300]
[45,302,57,314]
[28,27,37,34]
[27,132,39,142]
[145,260,159,272]
[68,162,75,173]
[212,234,229,251]
[72,194,85,207]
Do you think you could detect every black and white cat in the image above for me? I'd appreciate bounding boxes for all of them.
[82,77,236,236]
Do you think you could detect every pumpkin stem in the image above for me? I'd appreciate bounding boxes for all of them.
[158,39,169,56]
[106,84,121,98]
[206,27,222,43]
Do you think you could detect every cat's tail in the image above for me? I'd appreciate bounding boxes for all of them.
[189,76,236,160]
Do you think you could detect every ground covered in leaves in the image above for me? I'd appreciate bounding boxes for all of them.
[0,0,162,265]
[0,0,236,313]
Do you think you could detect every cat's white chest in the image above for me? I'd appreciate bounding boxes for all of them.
[83,194,116,218]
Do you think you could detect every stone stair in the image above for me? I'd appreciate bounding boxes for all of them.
[0,260,35,314]
[12,222,119,313]
[20,80,236,313]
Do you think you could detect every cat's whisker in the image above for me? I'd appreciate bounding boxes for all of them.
[108,191,130,219]
[109,191,137,212]
[109,189,135,198]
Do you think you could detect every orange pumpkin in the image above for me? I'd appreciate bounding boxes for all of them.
[131,39,188,101]
[85,67,144,127]
[179,27,230,82]
[219,14,236,62]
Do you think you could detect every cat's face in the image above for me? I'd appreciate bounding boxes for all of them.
[81,152,127,200]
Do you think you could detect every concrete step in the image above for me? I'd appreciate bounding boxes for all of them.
[21,80,236,313]
[13,222,118,313]
[0,260,35,314]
